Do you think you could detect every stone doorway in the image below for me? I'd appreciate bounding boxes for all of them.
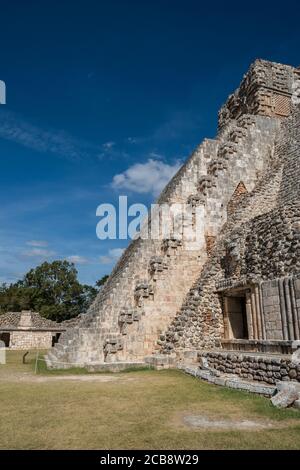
[224,295,249,340]
[0,332,10,347]
[52,333,61,347]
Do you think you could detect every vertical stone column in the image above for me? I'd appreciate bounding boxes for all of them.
[258,282,266,339]
[245,291,254,339]
[254,285,263,339]
[250,289,258,339]
[278,278,289,340]
[284,277,295,340]
[293,278,300,340]
[289,278,300,340]
[261,279,284,340]
[223,296,230,339]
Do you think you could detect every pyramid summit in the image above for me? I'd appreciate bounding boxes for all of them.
[46,59,300,386]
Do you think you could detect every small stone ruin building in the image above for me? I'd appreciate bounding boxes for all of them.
[47,59,300,390]
[0,310,65,349]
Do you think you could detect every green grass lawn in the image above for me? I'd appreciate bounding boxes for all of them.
[1,350,300,450]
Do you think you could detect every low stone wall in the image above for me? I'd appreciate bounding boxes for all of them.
[201,351,300,384]
[9,330,56,350]
[181,364,276,396]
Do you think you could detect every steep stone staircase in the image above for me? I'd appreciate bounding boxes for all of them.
[46,112,279,369]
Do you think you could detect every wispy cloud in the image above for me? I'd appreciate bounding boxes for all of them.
[149,151,164,159]
[0,110,102,161]
[102,141,115,150]
[99,248,124,265]
[111,158,181,197]
[22,248,56,258]
[126,137,138,144]
[26,240,48,247]
[98,140,129,160]
[66,255,90,265]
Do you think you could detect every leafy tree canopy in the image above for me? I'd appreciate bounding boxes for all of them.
[0,260,109,322]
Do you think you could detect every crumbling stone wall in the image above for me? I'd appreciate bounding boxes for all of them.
[244,203,300,280]
[202,351,300,384]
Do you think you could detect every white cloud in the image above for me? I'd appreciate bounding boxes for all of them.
[26,240,48,247]
[102,141,115,150]
[109,248,125,258]
[149,152,164,159]
[127,137,137,144]
[99,256,114,264]
[22,248,56,258]
[66,255,90,265]
[99,248,124,265]
[97,142,129,161]
[111,158,181,197]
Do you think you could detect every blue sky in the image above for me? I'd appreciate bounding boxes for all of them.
[0,0,300,286]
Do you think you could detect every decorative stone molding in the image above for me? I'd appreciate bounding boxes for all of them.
[149,256,168,279]
[215,277,248,291]
[162,238,183,254]
[208,159,228,176]
[118,308,142,335]
[103,336,123,359]
[134,282,154,306]
[218,59,296,130]
[198,175,216,195]
[217,142,238,159]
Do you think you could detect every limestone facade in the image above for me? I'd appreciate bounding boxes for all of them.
[46,60,300,377]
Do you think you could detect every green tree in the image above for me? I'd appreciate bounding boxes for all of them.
[0,261,102,322]
[22,261,88,320]
[0,283,33,313]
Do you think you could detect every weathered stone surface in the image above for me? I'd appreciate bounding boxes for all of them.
[291,341,300,366]
[180,364,275,396]
[271,382,300,408]
[46,59,300,371]
[197,350,298,385]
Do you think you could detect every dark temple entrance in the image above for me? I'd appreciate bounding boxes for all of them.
[224,295,248,339]
[52,333,61,347]
[0,332,10,347]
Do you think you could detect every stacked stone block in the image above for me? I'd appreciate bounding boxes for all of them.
[201,351,300,385]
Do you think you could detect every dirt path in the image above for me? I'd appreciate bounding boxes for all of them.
[183,414,274,430]
[0,369,135,383]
